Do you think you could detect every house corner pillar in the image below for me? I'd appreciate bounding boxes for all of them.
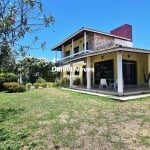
[70,63,73,88]
[86,57,91,89]
[117,51,123,96]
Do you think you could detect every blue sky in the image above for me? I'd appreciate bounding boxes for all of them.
[25,0,150,61]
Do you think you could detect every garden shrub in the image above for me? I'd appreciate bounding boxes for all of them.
[73,77,81,85]
[5,73,17,82]
[3,82,26,93]
[0,73,5,89]
[36,77,46,83]
[41,83,47,88]
[33,83,40,89]
[26,83,32,90]
[60,77,70,87]
[17,85,26,92]
[53,81,61,87]
[0,73,18,90]
[47,82,53,87]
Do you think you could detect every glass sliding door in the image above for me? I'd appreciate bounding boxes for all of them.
[94,60,114,85]
[123,60,137,85]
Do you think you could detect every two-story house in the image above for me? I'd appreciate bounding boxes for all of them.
[52,24,150,96]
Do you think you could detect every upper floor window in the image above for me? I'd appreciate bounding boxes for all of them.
[66,50,70,57]
[74,46,79,54]
[83,42,89,50]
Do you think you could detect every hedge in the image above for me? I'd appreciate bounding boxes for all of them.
[3,82,26,93]
[0,73,17,90]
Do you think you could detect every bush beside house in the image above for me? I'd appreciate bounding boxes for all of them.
[0,73,18,90]
[26,83,32,89]
[60,77,70,87]
[73,78,81,86]
[33,83,41,89]
[3,82,26,92]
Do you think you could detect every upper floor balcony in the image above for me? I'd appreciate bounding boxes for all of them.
[52,26,133,64]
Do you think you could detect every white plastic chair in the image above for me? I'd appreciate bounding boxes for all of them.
[99,78,108,90]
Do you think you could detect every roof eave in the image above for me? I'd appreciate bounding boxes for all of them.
[51,27,131,51]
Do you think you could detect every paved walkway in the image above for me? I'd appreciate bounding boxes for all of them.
[62,88,150,101]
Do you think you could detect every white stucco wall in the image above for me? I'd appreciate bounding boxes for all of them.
[114,38,133,47]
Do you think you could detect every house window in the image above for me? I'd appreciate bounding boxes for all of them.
[83,42,89,50]
[94,60,114,85]
[66,69,70,75]
[66,71,70,75]
[74,67,80,75]
[66,50,70,57]
[74,46,79,54]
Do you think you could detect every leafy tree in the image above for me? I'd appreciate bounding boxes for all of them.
[0,45,15,73]
[16,57,58,83]
[0,0,54,59]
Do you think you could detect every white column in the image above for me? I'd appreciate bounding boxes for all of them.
[18,67,23,84]
[117,51,123,95]
[71,39,74,56]
[19,72,23,84]
[61,45,64,58]
[84,31,87,53]
[70,63,73,88]
[148,54,150,86]
[86,57,91,89]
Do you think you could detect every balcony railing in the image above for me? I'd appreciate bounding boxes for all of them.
[62,49,93,60]
[55,50,93,66]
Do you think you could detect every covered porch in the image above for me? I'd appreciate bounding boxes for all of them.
[64,47,150,96]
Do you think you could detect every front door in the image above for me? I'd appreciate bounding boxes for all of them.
[123,60,137,85]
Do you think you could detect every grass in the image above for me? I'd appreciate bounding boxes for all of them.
[0,88,150,150]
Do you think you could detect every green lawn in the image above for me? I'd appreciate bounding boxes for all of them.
[0,88,150,150]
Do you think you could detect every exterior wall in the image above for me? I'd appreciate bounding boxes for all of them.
[87,33,94,50]
[63,33,94,58]
[122,52,148,85]
[61,61,85,84]
[60,51,149,87]
[114,38,133,47]
[90,51,148,86]
[94,33,114,50]
[91,52,117,86]
[73,37,84,51]
[64,44,71,57]
[61,64,70,78]
[62,32,133,58]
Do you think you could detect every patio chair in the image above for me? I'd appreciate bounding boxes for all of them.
[99,78,108,90]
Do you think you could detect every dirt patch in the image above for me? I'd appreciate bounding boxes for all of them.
[59,112,69,124]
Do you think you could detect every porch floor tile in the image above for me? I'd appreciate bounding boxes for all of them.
[62,87,150,101]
